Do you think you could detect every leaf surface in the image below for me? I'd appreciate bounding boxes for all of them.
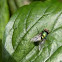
[3,1,62,62]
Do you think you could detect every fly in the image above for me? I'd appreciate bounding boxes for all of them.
[31,29,49,50]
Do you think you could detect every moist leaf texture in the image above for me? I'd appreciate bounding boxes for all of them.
[3,1,62,62]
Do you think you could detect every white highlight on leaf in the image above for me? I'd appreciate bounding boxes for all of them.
[5,29,14,55]
[5,13,19,54]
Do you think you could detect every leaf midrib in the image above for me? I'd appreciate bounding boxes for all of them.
[13,4,51,53]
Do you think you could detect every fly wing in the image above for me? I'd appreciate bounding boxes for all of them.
[39,39,45,51]
[31,34,41,42]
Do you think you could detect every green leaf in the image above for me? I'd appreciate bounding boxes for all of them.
[8,0,46,15]
[3,1,62,62]
[0,39,2,62]
[15,0,30,8]
[8,0,17,15]
[8,0,30,15]
[0,0,9,39]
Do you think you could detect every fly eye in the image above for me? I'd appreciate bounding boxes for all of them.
[47,31,49,34]
[44,29,49,34]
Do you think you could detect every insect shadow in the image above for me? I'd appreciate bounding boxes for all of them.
[34,41,40,46]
